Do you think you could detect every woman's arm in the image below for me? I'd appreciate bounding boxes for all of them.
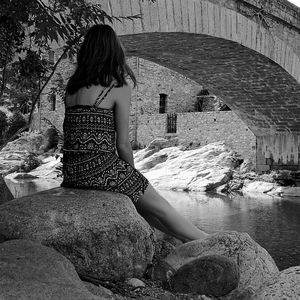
[114,84,135,167]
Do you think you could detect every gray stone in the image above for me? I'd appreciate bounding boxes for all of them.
[0,187,155,280]
[171,255,239,297]
[0,175,14,205]
[165,231,279,299]
[0,239,104,300]
[252,266,300,300]
[84,282,116,299]
[125,278,146,288]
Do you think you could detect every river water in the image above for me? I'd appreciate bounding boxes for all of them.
[4,178,300,271]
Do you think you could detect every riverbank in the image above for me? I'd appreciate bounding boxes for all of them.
[1,136,300,299]
[1,137,300,200]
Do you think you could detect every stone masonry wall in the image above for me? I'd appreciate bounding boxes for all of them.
[177,111,256,162]
[32,56,202,145]
[137,111,256,162]
[128,57,202,115]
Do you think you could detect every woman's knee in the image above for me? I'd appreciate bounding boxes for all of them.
[137,184,171,219]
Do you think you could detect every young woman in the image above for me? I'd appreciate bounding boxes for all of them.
[61,24,208,242]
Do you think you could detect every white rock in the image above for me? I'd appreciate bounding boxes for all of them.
[125,278,146,288]
[267,186,300,197]
[135,142,238,192]
[242,180,276,194]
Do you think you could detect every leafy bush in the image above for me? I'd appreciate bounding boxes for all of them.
[0,110,7,143]
[0,110,7,129]
[0,106,12,146]
[2,130,44,153]
[5,111,27,140]
[18,153,42,172]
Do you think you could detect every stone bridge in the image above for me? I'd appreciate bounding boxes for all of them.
[97,0,300,170]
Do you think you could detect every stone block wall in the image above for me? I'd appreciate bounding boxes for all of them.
[177,111,256,162]
[128,57,202,115]
[137,111,256,162]
[136,114,167,146]
[32,56,202,144]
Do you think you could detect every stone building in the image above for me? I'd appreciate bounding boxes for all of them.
[31,55,256,163]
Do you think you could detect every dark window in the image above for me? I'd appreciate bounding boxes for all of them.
[159,93,167,113]
[167,113,177,133]
[49,93,56,111]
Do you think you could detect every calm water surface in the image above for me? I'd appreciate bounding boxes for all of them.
[158,190,300,271]
[4,178,300,271]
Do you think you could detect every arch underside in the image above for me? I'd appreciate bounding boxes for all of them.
[121,32,300,136]
[97,0,300,136]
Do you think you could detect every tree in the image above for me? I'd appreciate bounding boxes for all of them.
[0,0,153,148]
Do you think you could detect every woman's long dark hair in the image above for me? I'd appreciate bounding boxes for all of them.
[66,24,136,94]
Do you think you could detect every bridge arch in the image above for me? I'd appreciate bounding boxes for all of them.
[101,0,300,169]
[101,0,300,83]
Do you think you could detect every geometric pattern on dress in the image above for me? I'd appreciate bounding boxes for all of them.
[61,104,149,203]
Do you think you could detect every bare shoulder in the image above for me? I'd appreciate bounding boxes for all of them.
[113,84,132,102]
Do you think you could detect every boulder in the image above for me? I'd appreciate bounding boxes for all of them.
[164,231,279,299]
[242,180,276,194]
[0,187,155,280]
[0,239,104,300]
[252,266,300,300]
[239,159,254,173]
[171,255,239,297]
[135,142,238,192]
[0,175,14,205]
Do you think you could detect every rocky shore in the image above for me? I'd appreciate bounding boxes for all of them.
[1,187,300,299]
[1,136,299,200]
[1,135,300,299]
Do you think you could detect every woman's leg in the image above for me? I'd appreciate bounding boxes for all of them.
[135,183,208,242]
[136,207,186,242]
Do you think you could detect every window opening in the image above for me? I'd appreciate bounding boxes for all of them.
[159,93,168,113]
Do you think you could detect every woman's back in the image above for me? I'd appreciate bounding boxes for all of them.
[65,84,117,110]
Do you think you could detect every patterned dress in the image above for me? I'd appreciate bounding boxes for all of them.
[61,85,149,203]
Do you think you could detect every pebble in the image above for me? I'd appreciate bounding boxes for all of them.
[125,278,146,288]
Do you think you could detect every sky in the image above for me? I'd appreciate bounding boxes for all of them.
[288,0,300,7]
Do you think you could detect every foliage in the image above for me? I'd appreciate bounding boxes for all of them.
[0,110,7,129]
[42,117,64,152]
[18,153,42,172]
[0,110,8,144]
[18,130,45,152]
[0,0,155,150]
[4,111,27,140]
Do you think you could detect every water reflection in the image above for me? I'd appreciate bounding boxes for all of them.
[4,177,61,199]
[159,190,300,271]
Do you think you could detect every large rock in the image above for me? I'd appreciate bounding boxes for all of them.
[242,180,276,194]
[164,231,279,299]
[252,266,300,300]
[0,188,155,280]
[0,175,14,205]
[171,255,239,297]
[0,239,104,300]
[135,142,238,192]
